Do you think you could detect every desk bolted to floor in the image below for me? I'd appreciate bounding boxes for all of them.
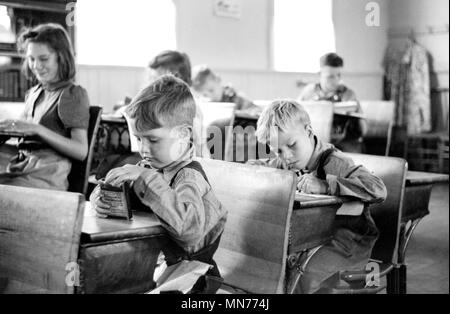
[398,171,449,294]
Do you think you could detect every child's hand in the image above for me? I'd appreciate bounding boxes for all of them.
[104,164,147,187]
[297,174,328,194]
[89,185,111,218]
[0,119,41,136]
[247,159,267,166]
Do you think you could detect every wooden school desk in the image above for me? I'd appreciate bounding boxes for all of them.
[77,204,166,294]
[93,114,131,163]
[290,193,344,253]
[397,170,449,293]
[291,174,448,269]
[402,171,449,224]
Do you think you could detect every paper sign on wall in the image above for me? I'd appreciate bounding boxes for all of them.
[214,0,242,19]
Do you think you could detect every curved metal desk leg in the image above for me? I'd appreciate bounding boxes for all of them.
[394,217,423,294]
[286,245,323,294]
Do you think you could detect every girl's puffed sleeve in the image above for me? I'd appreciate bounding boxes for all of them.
[58,84,90,130]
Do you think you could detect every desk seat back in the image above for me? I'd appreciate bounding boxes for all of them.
[68,106,103,196]
[299,101,334,143]
[198,102,236,160]
[0,185,85,293]
[359,101,395,156]
[199,159,297,293]
[347,153,407,264]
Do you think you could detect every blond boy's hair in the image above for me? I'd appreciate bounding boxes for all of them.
[256,99,312,144]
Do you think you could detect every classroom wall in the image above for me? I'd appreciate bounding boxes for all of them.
[175,0,271,71]
[77,64,146,108]
[77,0,447,112]
[178,0,390,101]
[388,0,449,88]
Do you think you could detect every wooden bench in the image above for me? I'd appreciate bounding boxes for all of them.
[0,185,85,293]
[199,158,297,293]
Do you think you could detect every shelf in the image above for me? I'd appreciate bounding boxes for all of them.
[0,1,73,13]
[0,50,22,58]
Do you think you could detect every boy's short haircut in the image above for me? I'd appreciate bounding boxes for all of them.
[320,53,344,68]
[256,99,311,144]
[149,50,192,86]
[126,74,196,132]
[192,64,218,90]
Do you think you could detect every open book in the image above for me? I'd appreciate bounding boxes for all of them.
[148,260,212,294]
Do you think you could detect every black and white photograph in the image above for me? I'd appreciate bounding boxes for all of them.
[0,0,448,300]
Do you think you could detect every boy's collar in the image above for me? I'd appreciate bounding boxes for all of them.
[315,83,347,97]
[158,145,195,182]
[304,135,335,172]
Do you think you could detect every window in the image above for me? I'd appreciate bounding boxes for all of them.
[76,0,176,67]
[273,0,335,73]
[0,5,15,43]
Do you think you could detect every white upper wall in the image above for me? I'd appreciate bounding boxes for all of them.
[176,0,390,74]
[77,0,449,110]
[175,0,271,70]
[334,0,390,74]
[388,0,449,85]
[389,0,449,29]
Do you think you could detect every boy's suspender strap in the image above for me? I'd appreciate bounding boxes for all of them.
[316,148,337,180]
[169,161,210,187]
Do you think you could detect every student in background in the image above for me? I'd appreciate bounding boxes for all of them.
[147,51,209,158]
[0,23,89,190]
[192,65,261,160]
[148,50,192,86]
[98,51,209,180]
[298,53,367,153]
[249,100,386,294]
[90,75,227,293]
[192,64,259,113]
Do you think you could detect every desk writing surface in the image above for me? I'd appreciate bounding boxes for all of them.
[406,171,449,186]
[294,192,344,209]
[290,192,343,252]
[234,110,259,120]
[81,203,164,243]
[0,130,36,137]
[333,111,366,120]
[100,114,126,124]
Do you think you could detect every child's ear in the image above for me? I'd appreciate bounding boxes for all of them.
[176,125,192,140]
[305,124,314,136]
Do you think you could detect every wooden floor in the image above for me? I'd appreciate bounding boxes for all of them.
[406,182,449,294]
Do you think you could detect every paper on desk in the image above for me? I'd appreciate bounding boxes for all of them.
[148,260,212,294]
[296,192,364,216]
[334,101,358,109]
[296,191,329,198]
[336,201,364,216]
